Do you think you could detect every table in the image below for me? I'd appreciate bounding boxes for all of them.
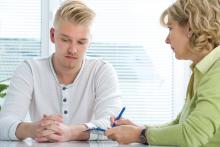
[0,140,175,147]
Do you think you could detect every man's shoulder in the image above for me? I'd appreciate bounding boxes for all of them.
[84,56,116,76]
[17,56,51,73]
[26,56,50,63]
[85,56,111,67]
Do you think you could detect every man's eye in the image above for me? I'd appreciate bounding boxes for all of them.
[78,41,87,45]
[61,38,69,42]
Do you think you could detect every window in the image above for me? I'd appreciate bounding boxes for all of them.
[0,0,187,125]
[0,0,42,82]
[54,0,186,125]
[0,0,43,107]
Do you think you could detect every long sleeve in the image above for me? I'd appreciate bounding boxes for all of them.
[88,62,121,129]
[145,112,181,129]
[0,62,33,140]
[147,60,220,147]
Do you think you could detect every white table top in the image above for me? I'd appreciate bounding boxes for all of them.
[0,140,175,147]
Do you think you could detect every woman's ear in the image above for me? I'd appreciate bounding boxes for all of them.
[187,32,192,38]
[187,24,193,38]
[50,27,55,43]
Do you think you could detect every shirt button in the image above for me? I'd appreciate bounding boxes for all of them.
[63,98,67,102]
[64,110,68,114]
[62,87,67,90]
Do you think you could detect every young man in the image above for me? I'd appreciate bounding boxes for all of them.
[0,0,121,142]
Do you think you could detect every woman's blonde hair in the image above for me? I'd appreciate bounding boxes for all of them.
[54,0,95,27]
[160,0,220,52]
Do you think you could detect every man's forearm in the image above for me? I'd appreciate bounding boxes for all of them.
[16,122,90,141]
[15,122,35,140]
[69,124,90,140]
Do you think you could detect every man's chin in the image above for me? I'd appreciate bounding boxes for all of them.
[65,64,76,69]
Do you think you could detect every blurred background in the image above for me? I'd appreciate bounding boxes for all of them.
[0,0,191,125]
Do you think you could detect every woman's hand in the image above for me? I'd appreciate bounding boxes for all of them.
[105,125,143,144]
[110,116,138,127]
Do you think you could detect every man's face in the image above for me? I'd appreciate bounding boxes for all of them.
[50,20,91,70]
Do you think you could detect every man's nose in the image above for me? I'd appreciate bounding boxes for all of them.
[69,43,78,53]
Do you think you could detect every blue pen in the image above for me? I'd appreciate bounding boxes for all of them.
[84,127,106,135]
[84,127,106,132]
[112,106,126,127]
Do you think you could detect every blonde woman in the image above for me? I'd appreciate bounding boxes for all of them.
[105,0,220,147]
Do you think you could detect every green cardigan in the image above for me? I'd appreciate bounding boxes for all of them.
[146,45,220,147]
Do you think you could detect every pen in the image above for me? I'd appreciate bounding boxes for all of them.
[84,127,106,132]
[83,127,106,135]
[93,127,106,132]
[112,106,126,127]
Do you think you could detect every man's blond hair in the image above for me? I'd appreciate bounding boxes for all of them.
[54,0,95,26]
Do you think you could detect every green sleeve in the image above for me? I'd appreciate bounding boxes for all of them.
[144,112,181,128]
[147,63,220,147]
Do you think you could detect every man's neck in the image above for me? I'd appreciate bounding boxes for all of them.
[52,56,82,85]
[57,68,80,85]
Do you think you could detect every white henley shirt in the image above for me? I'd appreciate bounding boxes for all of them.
[0,55,121,140]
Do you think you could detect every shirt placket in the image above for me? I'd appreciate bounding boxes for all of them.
[61,86,69,123]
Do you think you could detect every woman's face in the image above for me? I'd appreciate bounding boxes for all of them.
[165,18,192,60]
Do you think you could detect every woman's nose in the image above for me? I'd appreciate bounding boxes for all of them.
[165,35,170,44]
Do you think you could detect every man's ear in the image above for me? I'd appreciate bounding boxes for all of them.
[88,34,92,48]
[50,27,55,43]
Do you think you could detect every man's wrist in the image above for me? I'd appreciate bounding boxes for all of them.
[16,122,33,140]
[69,124,90,140]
